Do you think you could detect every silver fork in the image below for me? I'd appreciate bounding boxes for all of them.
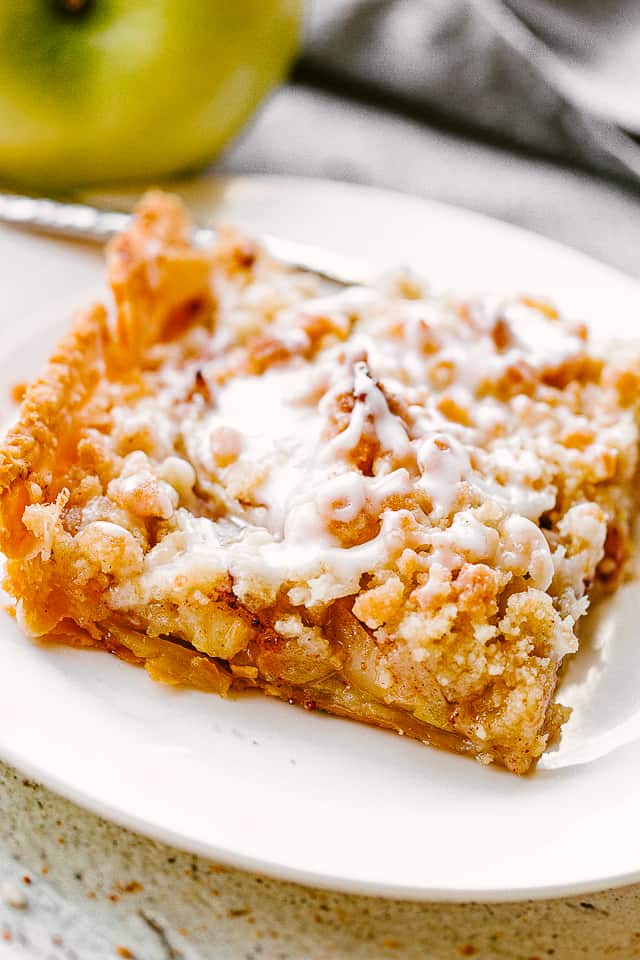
[0,191,372,288]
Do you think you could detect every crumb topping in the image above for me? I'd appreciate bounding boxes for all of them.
[99,267,632,628]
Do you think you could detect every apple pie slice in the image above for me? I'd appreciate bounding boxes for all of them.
[1,191,639,773]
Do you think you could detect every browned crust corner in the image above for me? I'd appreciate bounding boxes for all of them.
[106,189,214,357]
[0,189,207,561]
[0,303,110,558]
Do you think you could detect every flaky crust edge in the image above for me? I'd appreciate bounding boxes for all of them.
[0,303,110,559]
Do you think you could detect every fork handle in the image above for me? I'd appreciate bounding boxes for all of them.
[0,191,370,287]
[0,192,136,245]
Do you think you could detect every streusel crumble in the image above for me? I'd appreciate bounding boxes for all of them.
[1,191,638,773]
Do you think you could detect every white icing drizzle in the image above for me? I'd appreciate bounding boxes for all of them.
[416,435,471,519]
[103,275,621,609]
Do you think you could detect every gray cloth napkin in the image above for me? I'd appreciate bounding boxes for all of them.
[303,0,640,185]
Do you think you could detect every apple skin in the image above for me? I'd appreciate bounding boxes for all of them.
[0,0,302,188]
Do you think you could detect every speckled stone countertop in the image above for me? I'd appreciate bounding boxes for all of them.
[3,83,640,959]
[3,762,640,960]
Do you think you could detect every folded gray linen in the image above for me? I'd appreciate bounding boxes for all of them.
[304,0,640,184]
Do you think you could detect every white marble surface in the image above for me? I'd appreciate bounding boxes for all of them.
[3,81,640,958]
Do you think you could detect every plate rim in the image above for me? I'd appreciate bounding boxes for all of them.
[3,729,640,904]
[2,173,640,902]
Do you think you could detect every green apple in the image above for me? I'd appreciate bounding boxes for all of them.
[0,0,302,188]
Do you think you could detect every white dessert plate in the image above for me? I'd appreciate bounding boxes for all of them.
[1,175,640,902]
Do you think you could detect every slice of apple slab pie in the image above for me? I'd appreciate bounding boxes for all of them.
[1,191,639,773]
